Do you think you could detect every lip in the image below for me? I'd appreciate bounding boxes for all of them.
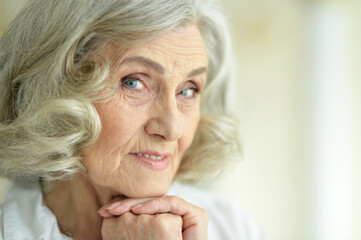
[129,151,171,170]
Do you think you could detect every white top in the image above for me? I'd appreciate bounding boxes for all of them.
[0,181,265,240]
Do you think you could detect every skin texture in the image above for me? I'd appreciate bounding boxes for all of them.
[45,25,209,240]
[99,196,208,240]
[83,24,208,199]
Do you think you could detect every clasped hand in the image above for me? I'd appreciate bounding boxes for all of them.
[98,195,208,240]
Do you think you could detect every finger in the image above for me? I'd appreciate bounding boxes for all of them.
[131,196,199,228]
[98,197,154,217]
[130,196,208,240]
[98,196,125,212]
[98,196,126,217]
[131,196,189,216]
[98,209,114,218]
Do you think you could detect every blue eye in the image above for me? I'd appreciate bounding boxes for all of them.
[178,88,198,97]
[123,78,143,89]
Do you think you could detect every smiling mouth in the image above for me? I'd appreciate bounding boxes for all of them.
[132,153,165,160]
[129,151,170,170]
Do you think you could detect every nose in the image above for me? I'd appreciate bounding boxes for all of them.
[145,95,183,142]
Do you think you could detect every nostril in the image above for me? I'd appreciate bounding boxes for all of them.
[145,117,182,141]
[145,98,183,141]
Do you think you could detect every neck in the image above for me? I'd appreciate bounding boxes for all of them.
[43,173,120,240]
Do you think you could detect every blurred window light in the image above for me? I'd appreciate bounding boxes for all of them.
[305,1,356,240]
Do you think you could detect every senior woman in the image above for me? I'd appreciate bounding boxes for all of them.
[0,0,264,239]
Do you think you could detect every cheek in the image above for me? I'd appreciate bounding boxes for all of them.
[95,98,148,150]
[91,108,136,154]
[179,110,200,154]
[82,101,146,177]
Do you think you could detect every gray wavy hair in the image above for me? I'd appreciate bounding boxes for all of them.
[0,0,241,182]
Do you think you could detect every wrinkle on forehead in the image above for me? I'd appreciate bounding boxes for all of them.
[105,25,208,83]
[107,25,207,60]
[144,27,207,74]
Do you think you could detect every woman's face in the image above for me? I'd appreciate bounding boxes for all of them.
[82,25,208,198]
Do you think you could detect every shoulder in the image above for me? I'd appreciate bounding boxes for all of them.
[168,182,266,240]
[0,181,70,240]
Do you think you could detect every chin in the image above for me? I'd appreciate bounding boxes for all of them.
[123,182,171,198]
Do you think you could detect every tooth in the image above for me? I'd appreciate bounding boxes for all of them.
[150,155,157,160]
[156,156,163,160]
[137,153,142,156]
[144,154,150,158]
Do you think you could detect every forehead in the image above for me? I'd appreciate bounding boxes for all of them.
[109,25,208,72]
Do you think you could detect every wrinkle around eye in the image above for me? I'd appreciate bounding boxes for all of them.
[176,100,199,114]
[117,88,154,107]
[176,94,200,113]
[118,75,155,104]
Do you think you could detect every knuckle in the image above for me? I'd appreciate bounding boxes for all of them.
[202,209,209,222]
[173,214,183,227]
[101,218,112,229]
[199,207,208,216]
[154,214,168,228]
[164,195,180,205]
[136,213,151,225]
[101,218,118,237]
[154,214,182,233]
[196,207,208,223]
[120,211,135,223]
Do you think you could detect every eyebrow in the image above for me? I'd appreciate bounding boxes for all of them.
[187,67,207,78]
[122,56,165,74]
[122,56,207,78]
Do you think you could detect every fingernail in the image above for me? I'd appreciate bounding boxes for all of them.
[98,205,108,213]
[97,209,113,218]
[131,203,143,209]
[97,208,105,215]
[107,201,121,210]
